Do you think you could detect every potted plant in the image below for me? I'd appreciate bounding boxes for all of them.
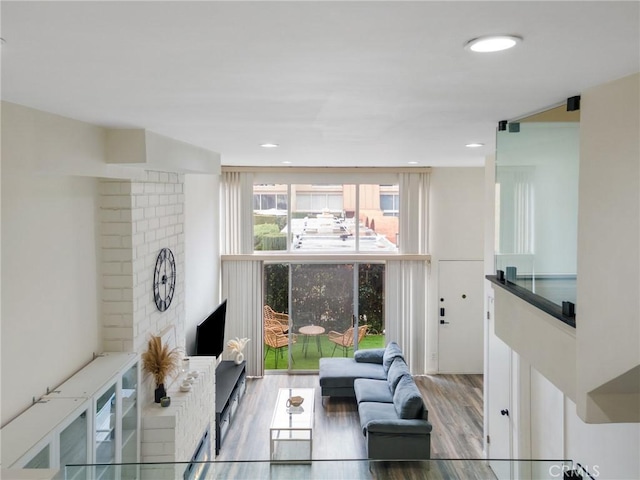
[142,335,180,403]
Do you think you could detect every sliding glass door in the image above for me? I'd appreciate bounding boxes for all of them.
[290,263,354,371]
[263,262,385,372]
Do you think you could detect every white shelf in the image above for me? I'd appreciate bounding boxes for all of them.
[1,352,140,474]
[47,353,138,398]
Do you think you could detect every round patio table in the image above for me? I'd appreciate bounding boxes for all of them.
[299,325,325,358]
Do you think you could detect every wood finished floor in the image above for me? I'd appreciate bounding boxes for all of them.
[215,373,492,480]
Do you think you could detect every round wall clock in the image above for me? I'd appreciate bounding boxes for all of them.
[153,248,176,312]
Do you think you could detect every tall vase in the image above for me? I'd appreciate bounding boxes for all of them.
[234,352,244,365]
[154,383,166,403]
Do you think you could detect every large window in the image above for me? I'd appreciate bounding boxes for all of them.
[253,183,399,253]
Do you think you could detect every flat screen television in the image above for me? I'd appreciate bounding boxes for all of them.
[195,300,227,357]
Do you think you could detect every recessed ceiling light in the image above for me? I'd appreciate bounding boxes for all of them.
[466,143,485,148]
[408,161,418,165]
[282,161,292,165]
[465,35,522,53]
[260,143,279,148]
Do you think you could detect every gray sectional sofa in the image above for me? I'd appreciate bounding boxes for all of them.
[319,342,432,460]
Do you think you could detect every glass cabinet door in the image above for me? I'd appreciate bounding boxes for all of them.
[24,444,50,468]
[60,408,89,479]
[121,362,139,478]
[95,383,117,476]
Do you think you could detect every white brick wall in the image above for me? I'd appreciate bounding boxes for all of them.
[100,172,213,466]
[100,179,135,352]
[99,171,185,358]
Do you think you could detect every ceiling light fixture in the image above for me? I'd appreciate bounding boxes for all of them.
[282,161,291,165]
[466,143,485,148]
[465,35,522,53]
[408,161,418,165]
[260,143,279,148]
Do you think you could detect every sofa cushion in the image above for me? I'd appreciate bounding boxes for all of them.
[319,357,387,389]
[358,401,400,434]
[382,341,404,374]
[393,375,425,420]
[354,348,385,364]
[387,357,411,393]
[354,378,393,404]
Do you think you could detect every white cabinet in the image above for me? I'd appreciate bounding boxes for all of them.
[1,397,91,473]
[1,353,139,479]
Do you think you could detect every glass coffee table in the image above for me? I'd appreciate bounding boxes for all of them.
[269,387,315,463]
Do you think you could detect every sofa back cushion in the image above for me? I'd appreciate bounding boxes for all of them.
[393,375,425,419]
[354,348,385,364]
[387,357,411,393]
[382,341,404,374]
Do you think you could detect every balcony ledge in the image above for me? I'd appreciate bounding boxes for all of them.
[486,275,576,328]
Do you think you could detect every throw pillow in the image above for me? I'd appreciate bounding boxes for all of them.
[354,348,385,364]
[382,341,404,373]
[387,357,411,392]
[393,375,425,419]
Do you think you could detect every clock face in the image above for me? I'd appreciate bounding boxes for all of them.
[153,248,176,312]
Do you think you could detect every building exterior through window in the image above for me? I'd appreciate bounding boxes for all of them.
[253,183,399,252]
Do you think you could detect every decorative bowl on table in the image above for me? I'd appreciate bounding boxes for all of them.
[286,395,304,407]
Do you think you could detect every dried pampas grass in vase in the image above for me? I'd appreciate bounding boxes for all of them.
[142,335,180,403]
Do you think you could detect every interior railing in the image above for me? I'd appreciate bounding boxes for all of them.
[494,107,580,317]
[62,458,584,480]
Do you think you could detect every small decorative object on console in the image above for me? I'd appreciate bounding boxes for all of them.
[227,337,250,365]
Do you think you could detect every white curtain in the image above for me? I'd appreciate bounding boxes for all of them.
[221,260,264,377]
[387,171,429,373]
[221,171,254,255]
[385,259,428,374]
[220,171,264,376]
[514,168,534,254]
[398,172,430,254]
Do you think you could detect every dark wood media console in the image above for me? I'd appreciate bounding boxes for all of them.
[215,360,246,455]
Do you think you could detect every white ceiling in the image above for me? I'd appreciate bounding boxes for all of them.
[1,1,638,168]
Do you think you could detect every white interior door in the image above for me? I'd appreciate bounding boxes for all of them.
[437,260,484,373]
[487,294,513,480]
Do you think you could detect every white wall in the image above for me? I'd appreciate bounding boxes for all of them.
[1,104,104,425]
[184,173,220,356]
[428,167,484,372]
[576,73,640,422]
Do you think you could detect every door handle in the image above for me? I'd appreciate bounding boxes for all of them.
[501,409,509,417]
[440,320,450,325]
